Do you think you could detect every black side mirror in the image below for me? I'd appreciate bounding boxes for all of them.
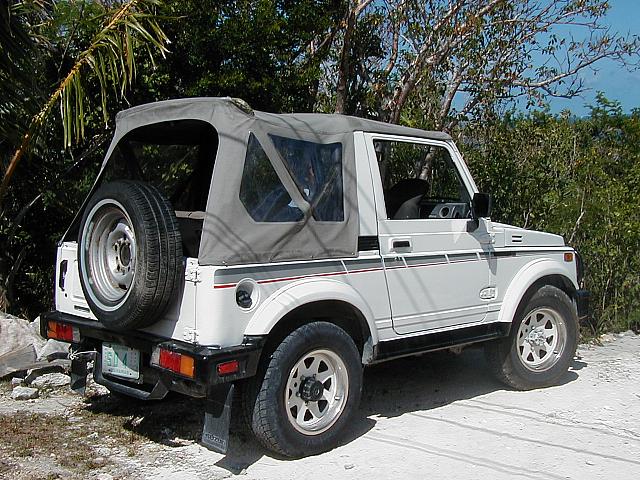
[472,192,492,218]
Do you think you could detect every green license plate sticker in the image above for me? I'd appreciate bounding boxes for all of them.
[102,343,140,380]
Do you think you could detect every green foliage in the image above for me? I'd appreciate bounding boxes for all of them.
[460,96,640,333]
[133,0,343,112]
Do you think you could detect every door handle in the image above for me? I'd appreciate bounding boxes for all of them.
[391,238,412,253]
[393,240,411,249]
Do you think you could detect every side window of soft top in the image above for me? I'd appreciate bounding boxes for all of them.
[239,133,304,222]
[270,134,344,222]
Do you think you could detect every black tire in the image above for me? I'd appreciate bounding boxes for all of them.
[78,180,183,330]
[242,322,362,457]
[485,285,578,390]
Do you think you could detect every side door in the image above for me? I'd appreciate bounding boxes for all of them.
[365,134,493,335]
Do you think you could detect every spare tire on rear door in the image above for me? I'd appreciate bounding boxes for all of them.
[78,180,183,330]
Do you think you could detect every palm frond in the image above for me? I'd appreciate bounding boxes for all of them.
[0,0,170,207]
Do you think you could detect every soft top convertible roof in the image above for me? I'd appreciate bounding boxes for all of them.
[70,98,452,266]
[117,97,452,142]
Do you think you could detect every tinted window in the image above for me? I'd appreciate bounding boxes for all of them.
[239,133,303,222]
[270,135,344,222]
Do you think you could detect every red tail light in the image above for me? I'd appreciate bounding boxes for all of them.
[47,321,79,342]
[217,360,240,376]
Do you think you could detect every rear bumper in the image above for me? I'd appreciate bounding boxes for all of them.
[40,310,264,400]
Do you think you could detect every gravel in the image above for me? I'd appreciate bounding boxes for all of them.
[1,332,639,480]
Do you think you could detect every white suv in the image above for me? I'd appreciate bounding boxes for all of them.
[41,97,589,457]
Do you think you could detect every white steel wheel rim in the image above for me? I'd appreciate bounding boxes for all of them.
[80,199,136,311]
[285,349,349,436]
[517,307,567,372]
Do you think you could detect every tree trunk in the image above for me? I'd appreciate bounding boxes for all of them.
[335,8,356,114]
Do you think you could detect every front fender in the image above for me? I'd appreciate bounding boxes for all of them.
[497,258,578,324]
[243,277,379,346]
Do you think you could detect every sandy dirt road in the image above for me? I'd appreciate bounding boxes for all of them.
[1,333,639,480]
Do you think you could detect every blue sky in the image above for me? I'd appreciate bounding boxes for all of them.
[546,0,640,115]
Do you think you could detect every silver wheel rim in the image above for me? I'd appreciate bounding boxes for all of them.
[517,307,567,371]
[80,199,136,311]
[285,349,349,435]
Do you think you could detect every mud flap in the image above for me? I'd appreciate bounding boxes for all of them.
[202,384,234,454]
[70,356,89,395]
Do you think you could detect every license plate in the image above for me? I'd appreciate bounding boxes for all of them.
[102,343,140,380]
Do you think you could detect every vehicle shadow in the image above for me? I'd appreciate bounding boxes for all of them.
[82,345,582,474]
[359,346,579,421]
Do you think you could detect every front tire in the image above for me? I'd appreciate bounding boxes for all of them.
[243,322,362,457]
[485,285,579,390]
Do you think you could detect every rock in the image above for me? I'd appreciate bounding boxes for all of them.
[0,312,46,357]
[599,333,615,343]
[29,372,71,389]
[36,339,69,361]
[95,474,114,480]
[11,386,39,400]
[24,363,68,384]
[344,464,355,470]
[10,377,22,386]
[0,344,36,378]
[93,457,107,467]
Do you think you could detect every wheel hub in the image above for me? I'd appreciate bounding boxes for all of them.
[285,349,349,435]
[516,307,567,372]
[526,328,546,346]
[300,376,324,402]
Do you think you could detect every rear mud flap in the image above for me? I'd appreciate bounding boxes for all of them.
[70,350,97,395]
[202,384,234,454]
[70,357,89,395]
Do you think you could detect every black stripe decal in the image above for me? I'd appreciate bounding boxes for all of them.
[214,257,386,284]
[448,253,479,262]
[493,251,516,257]
[383,257,404,268]
[214,260,346,284]
[404,255,447,267]
[492,249,571,258]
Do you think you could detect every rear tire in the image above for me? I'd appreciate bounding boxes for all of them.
[485,285,578,390]
[243,322,362,457]
[78,180,183,330]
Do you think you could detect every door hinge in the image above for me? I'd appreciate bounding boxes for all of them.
[479,232,495,245]
[185,261,201,283]
[183,327,199,344]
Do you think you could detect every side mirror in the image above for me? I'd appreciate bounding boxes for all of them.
[472,192,492,218]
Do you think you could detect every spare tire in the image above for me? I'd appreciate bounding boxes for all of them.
[78,180,183,330]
